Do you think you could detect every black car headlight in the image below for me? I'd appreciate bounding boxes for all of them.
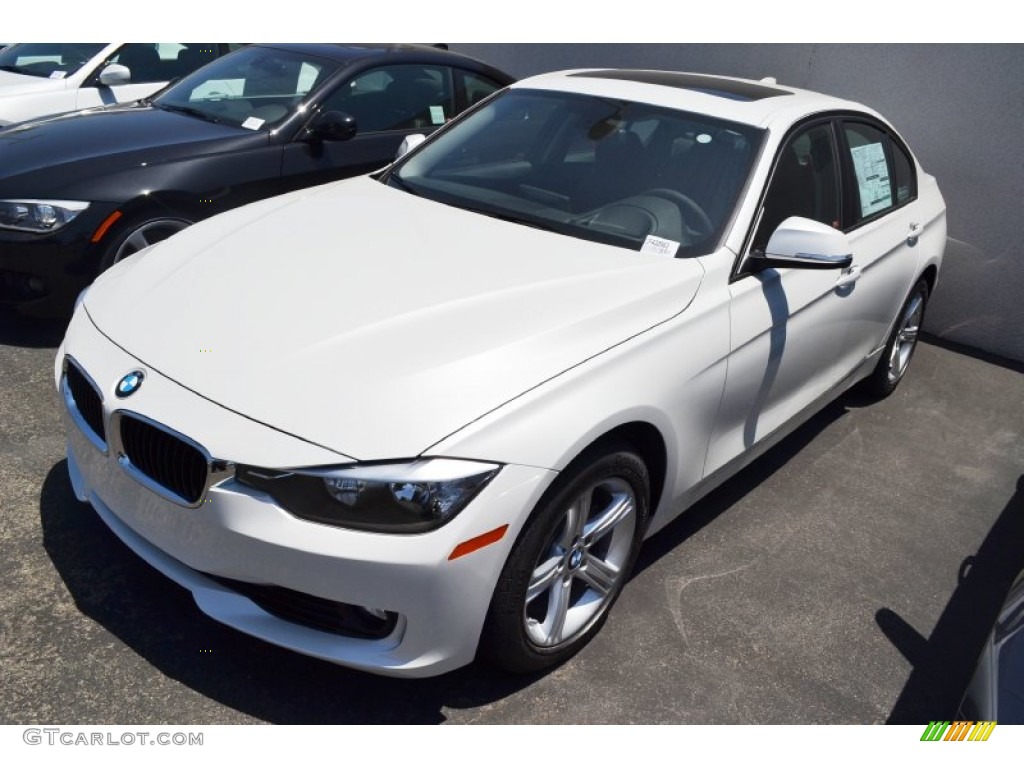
[0,199,89,233]
[236,459,501,533]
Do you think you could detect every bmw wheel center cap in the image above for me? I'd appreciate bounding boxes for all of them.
[116,370,145,398]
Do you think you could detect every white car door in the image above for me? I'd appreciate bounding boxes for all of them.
[705,120,857,475]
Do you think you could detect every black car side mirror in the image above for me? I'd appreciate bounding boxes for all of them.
[305,111,357,143]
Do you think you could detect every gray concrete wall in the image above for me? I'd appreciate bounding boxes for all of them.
[453,44,1024,363]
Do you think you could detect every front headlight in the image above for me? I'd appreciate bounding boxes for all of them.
[0,199,89,233]
[236,459,501,533]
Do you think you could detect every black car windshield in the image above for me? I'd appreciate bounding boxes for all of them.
[0,43,106,79]
[154,46,340,130]
[392,89,764,257]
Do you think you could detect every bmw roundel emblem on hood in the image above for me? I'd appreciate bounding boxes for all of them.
[116,371,145,398]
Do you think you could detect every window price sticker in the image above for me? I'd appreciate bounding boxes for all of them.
[641,235,680,257]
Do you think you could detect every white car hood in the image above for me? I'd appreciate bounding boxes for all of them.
[85,177,704,461]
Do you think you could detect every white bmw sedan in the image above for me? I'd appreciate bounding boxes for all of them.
[56,69,946,677]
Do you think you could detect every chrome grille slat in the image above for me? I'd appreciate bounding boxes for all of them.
[118,414,208,505]
[64,360,105,446]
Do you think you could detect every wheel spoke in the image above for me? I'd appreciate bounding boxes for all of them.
[579,554,619,596]
[583,492,634,545]
[544,577,572,644]
[125,230,150,251]
[889,340,901,371]
[899,324,919,343]
[560,489,591,548]
[526,554,561,603]
[904,294,923,321]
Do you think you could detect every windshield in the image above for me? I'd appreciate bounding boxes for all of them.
[393,89,763,256]
[0,43,105,79]
[154,46,339,130]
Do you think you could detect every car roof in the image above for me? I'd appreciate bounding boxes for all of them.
[512,69,882,130]
[250,43,513,80]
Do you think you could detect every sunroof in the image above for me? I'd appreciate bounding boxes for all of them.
[570,70,791,101]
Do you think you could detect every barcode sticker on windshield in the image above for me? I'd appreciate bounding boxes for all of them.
[429,105,445,124]
[641,235,679,257]
[241,116,265,130]
[49,70,67,79]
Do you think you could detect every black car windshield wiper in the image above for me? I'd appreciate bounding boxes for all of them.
[0,64,30,75]
[156,103,223,124]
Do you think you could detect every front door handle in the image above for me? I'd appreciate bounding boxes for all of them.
[836,265,862,289]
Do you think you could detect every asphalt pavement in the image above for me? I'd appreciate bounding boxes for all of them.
[2,310,1022,724]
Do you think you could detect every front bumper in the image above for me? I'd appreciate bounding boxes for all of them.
[0,202,119,317]
[58,309,556,677]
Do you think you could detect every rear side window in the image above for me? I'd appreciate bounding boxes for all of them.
[455,70,504,110]
[890,139,917,205]
[842,121,916,225]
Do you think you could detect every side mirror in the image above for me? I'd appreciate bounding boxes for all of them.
[752,216,853,270]
[395,133,426,160]
[98,63,131,86]
[305,111,357,142]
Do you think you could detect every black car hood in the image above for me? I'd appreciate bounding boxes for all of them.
[0,103,266,199]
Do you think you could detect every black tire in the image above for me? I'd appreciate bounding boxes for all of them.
[97,215,192,273]
[860,277,930,398]
[479,444,650,674]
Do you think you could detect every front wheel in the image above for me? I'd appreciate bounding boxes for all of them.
[861,277,930,397]
[480,446,649,674]
[98,216,192,272]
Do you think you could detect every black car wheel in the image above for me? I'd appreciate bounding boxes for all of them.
[480,444,649,673]
[99,216,192,272]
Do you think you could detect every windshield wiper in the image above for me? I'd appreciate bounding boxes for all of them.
[0,64,30,75]
[472,208,559,233]
[386,173,419,197]
[156,103,223,124]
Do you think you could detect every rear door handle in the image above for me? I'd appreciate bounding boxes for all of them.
[907,222,922,246]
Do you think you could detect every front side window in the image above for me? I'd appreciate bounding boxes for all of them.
[154,46,340,129]
[0,43,105,79]
[392,89,763,256]
[752,122,840,252]
[322,65,454,133]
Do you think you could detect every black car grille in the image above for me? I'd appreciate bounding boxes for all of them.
[119,415,208,505]
[207,575,398,639]
[65,362,105,444]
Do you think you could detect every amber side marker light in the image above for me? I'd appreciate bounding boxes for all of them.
[448,525,509,561]
[91,210,123,243]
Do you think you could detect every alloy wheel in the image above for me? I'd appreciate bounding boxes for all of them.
[112,219,191,264]
[887,289,925,384]
[523,477,637,648]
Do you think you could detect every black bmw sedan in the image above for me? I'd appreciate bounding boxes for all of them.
[0,43,513,316]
